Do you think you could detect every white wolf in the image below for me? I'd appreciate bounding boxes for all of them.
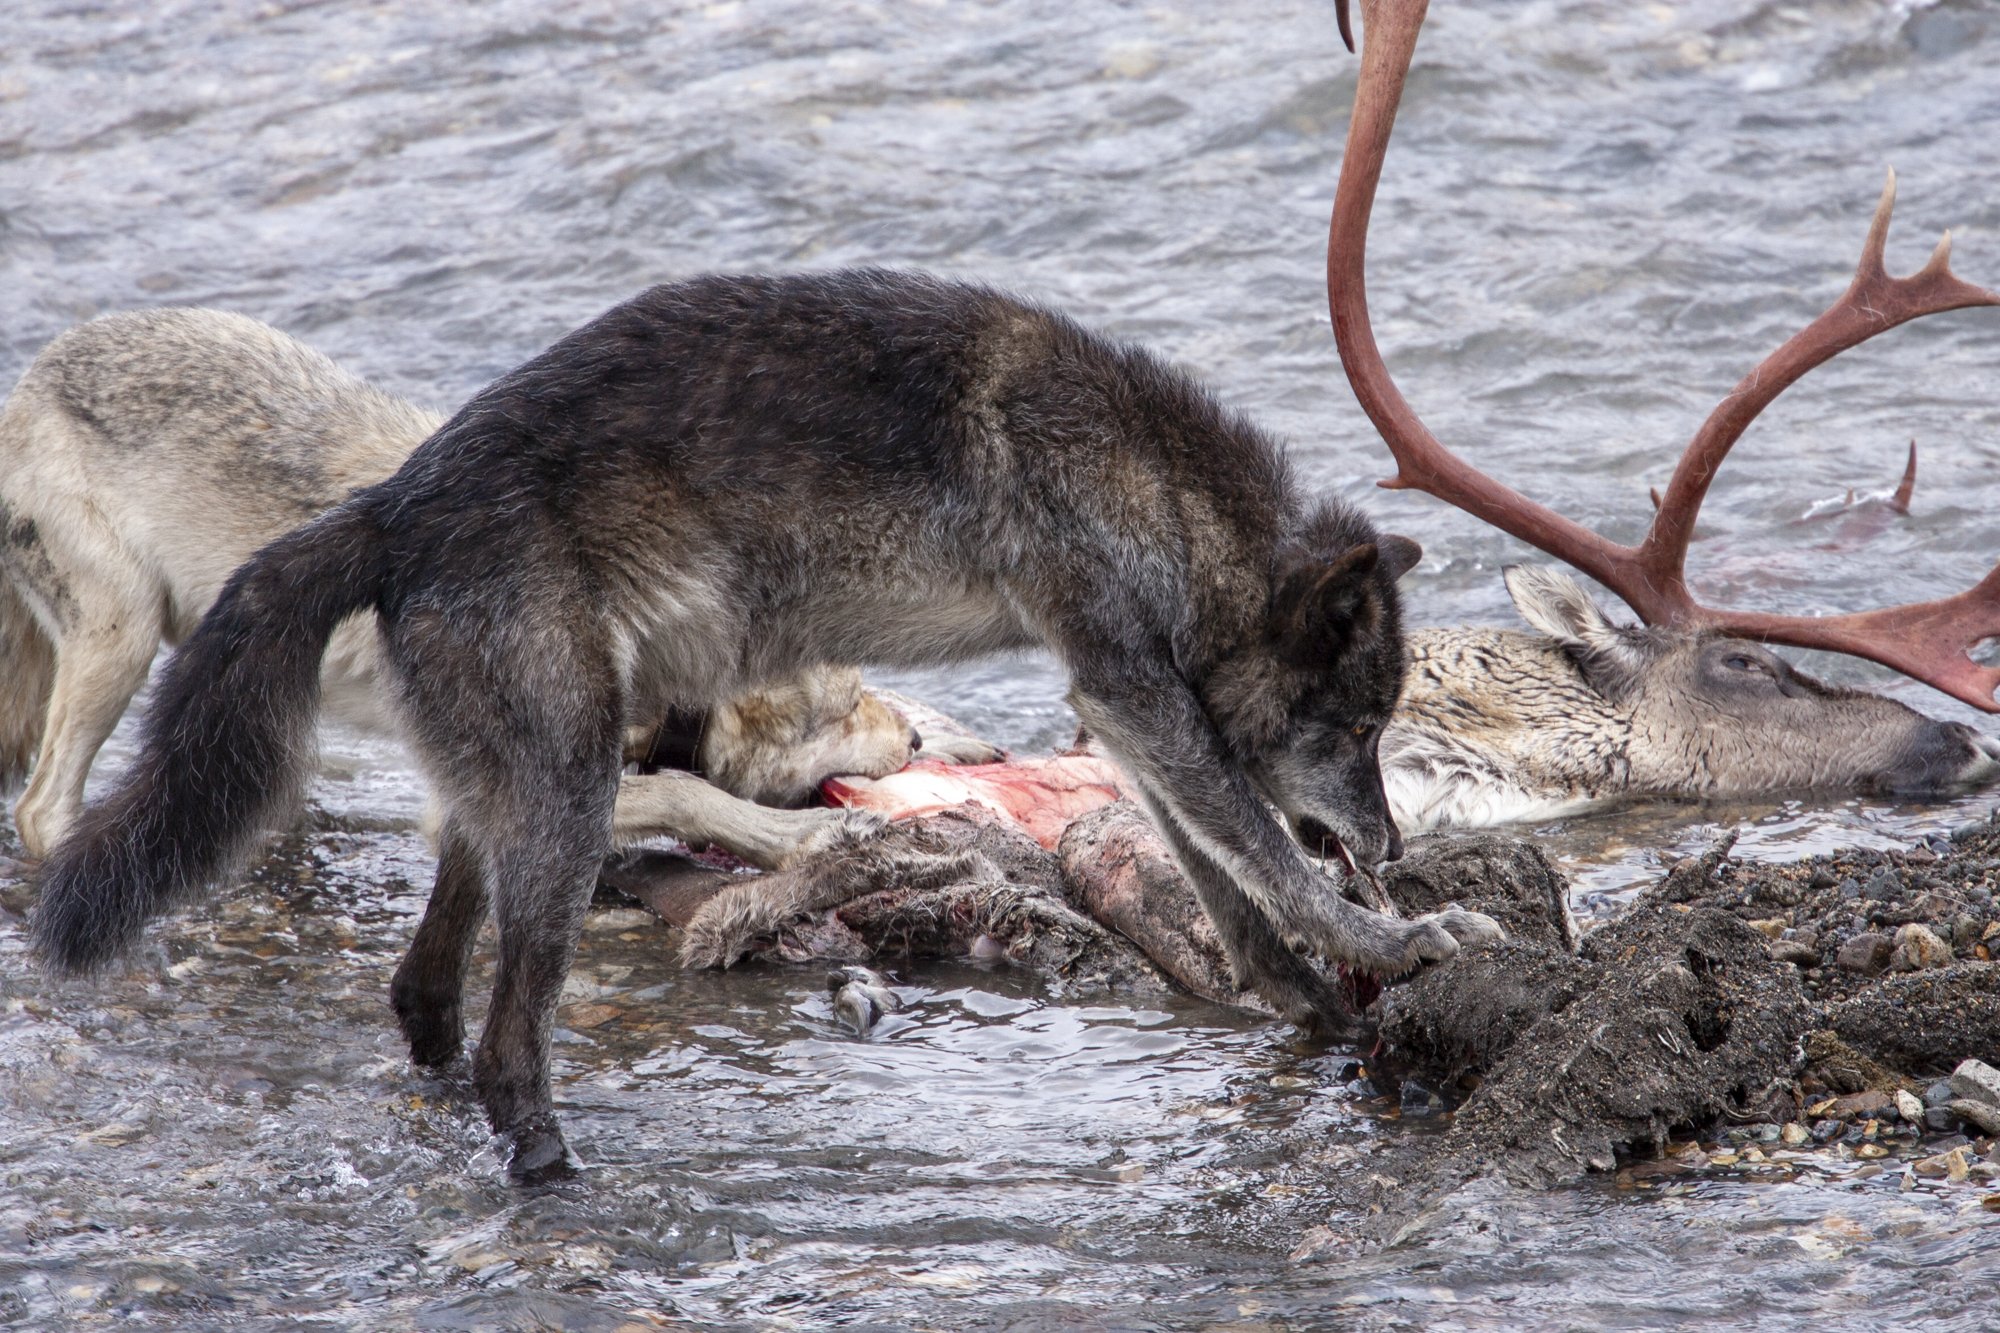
[0,307,993,868]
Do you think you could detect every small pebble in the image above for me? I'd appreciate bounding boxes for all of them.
[1856,1143,1889,1160]
[1836,933,1893,976]
[1949,1059,2000,1110]
[1947,1099,2000,1136]
[1769,939,1818,968]
[1399,1079,1445,1119]
[1895,1090,1926,1125]
[1889,923,1953,972]
[1912,1147,1972,1182]
[1780,1122,1809,1147]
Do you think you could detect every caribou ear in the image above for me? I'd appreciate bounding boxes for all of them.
[1378,534,1423,581]
[1504,565,1649,696]
[1274,542,1384,663]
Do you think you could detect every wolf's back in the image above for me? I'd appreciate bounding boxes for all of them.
[32,497,388,971]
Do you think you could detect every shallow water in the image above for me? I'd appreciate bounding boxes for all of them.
[5,0,2000,1326]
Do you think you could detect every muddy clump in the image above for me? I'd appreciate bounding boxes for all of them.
[1332,816,2000,1244]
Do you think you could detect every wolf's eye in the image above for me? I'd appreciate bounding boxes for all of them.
[1351,723,1371,738]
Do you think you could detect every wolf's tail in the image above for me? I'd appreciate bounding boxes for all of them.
[0,565,55,797]
[32,497,387,971]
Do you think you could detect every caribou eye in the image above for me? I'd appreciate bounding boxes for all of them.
[1725,655,1766,674]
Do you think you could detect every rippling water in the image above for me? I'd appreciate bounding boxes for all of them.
[5,1,2000,1327]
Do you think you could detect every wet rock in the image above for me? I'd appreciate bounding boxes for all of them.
[1890,923,1954,972]
[1837,933,1894,976]
[1912,1146,1972,1182]
[1803,1032,1910,1097]
[1947,1099,2000,1136]
[1399,1079,1446,1119]
[1895,1089,1926,1125]
[599,849,738,927]
[1950,1058,2000,1109]
[1926,1106,1961,1134]
[828,965,900,1034]
[1925,1079,1958,1108]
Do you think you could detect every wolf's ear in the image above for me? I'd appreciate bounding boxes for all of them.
[1503,565,1648,695]
[1273,542,1385,663]
[1378,534,1422,582]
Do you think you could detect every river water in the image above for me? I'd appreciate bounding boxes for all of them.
[4,0,1999,1327]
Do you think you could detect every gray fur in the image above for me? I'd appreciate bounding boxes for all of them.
[1385,566,2000,829]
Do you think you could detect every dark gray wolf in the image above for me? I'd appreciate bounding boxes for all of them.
[31,270,1499,1180]
[0,307,998,869]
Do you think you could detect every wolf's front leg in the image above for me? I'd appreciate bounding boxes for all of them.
[611,769,885,869]
[1140,797,1369,1039]
[1070,671,1499,987]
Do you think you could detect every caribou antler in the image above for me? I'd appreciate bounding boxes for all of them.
[1327,0,2000,711]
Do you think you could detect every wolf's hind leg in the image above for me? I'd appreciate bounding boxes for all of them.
[14,609,158,858]
[390,592,624,1183]
[391,819,489,1070]
[0,577,55,800]
[612,769,885,870]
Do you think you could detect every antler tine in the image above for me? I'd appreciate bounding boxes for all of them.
[1329,0,2000,710]
[1633,169,2000,616]
[1890,440,1917,515]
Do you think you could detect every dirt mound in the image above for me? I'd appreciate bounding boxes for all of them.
[1339,816,2000,1244]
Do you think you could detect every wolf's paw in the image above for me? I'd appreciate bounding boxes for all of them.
[780,807,889,867]
[1423,906,1505,947]
[506,1114,579,1186]
[919,735,1006,766]
[1380,906,1506,974]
